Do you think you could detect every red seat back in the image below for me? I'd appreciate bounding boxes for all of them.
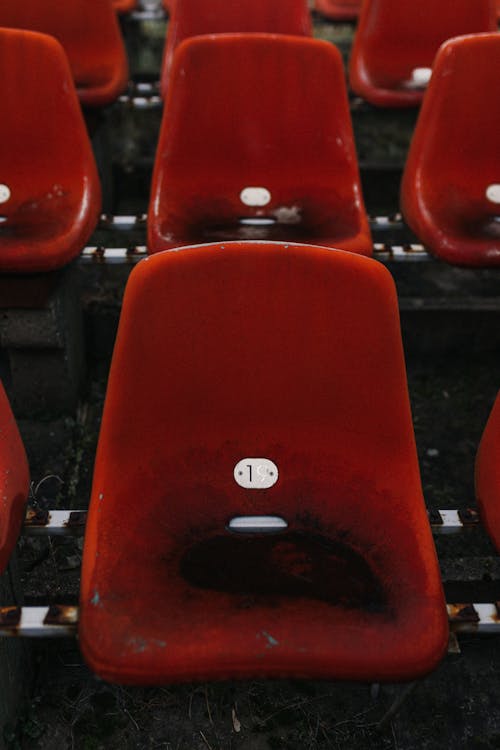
[315,0,360,21]
[80,240,447,685]
[149,34,371,255]
[476,391,500,552]
[349,0,497,106]
[401,33,500,266]
[113,0,136,13]
[0,0,128,106]
[161,0,312,97]
[0,29,101,272]
[0,383,29,575]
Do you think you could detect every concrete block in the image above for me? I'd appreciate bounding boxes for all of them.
[1,267,86,417]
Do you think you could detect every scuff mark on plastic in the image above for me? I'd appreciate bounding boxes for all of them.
[259,630,279,648]
[129,636,147,653]
[151,639,167,648]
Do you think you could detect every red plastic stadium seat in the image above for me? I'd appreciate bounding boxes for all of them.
[0,0,129,107]
[161,0,312,97]
[113,0,136,13]
[79,240,448,685]
[0,383,29,575]
[315,0,360,21]
[0,30,101,273]
[476,391,500,552]
[349,0,497,107]
[401,34,500,267]
[149,35,371,255]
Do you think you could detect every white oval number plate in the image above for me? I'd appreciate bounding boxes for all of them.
[239,187,271,207]
[0,184,11,204]
[234,458,278,489]
[486,184,500,204]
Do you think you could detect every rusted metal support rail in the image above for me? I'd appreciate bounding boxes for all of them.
[21,507,480,536]
[0,506,490,639]
[1,603,499,638]
[117,86,382,113]
[81,244,429,265]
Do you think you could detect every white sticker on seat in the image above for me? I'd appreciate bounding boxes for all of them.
[0,185,11,204]
[240,187,272,207]
[234,458,279,489]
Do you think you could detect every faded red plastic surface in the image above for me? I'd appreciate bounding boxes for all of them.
[80,240,448,685]
[0,0,129,107]
[349,0,497,107]
[113,0,136,13]
[401,34,500,267]
[161,0,312,97]
[315,0,360,21]
[476,391,500,552]
[149,35,371,255]
[0,29,101,273]
[0,382,29,575]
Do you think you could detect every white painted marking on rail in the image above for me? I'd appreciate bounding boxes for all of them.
[240,218,275,226]
[486,184,500,204]
[228,515,287,533]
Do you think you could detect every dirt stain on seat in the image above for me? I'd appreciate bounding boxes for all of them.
[180,531,388,613]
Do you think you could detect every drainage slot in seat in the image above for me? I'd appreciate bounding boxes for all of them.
[228,516,288,534]
[239,217,276,226]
